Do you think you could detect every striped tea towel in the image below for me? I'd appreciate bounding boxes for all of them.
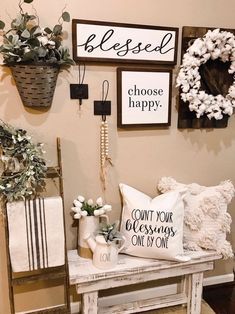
[7,197,65,272]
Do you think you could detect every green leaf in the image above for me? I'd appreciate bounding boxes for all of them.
[62,12,70,22]
[53,24,62,35]
[11,17,22,28]
[28,15,36,20]
[11,34,20,45]
[21,29,30,38]
[44,27,52,34]
[7,35,13,43]
[27,37,40,47]
[30,25,41,35]
[24,0,34,3]
[0,20,5,30]
[22,50,36,60]
[37,46,47,57]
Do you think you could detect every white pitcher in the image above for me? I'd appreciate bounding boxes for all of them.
[85,234,125,270]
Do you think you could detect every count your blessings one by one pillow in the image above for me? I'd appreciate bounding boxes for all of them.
[119,183,190,262]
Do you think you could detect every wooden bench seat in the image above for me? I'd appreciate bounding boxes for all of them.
[68,250,221,314]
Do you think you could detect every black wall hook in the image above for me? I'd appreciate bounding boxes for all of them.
[94,80,111,118]
[70,63,89,105]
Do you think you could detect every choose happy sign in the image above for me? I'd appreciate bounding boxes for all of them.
[119,184,189,262]
[117,69,172,127]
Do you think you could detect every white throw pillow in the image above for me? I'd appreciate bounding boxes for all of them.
[119,183,190,262]
[158,177,235,259]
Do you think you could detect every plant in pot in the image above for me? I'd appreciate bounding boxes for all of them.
[0,0,74,108]
[85,221,126,270]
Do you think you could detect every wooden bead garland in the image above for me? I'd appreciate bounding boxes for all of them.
[100,120,113,189]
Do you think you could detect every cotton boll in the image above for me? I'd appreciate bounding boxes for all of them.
[228,62,235,73]
[223,104,233,116]
[211,48,221,60]
[198,91,206,101]
[228,85,235,98]
[181,93,188,102]
[206,40,214,51]
[203,53,211,62]
[182,83,190,93]
[213,111,223,120]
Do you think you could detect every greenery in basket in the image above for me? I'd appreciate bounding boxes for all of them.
[95,222,123,244]
[0,0,74,65]
[0,121,47,201]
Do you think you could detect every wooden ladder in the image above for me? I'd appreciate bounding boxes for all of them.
[3,138,71,314]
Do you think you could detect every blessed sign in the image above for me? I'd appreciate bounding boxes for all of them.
[72,20,178,64]
[117,68,172,127]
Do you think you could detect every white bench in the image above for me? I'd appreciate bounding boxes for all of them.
[68,250,221,314]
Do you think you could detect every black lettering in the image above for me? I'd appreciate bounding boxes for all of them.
[77,29,174,58]
[128,88,133,96]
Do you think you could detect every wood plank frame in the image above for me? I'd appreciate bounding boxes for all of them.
[72,19,179,65]
[117,68,172,128]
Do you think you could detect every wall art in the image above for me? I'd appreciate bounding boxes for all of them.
[72,19,178,65]
[177,26,235,129]
[117,68,172,128]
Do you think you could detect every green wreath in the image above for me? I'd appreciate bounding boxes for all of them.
[0,121,47,202]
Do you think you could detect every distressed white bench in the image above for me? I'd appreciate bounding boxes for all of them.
[68,250,221,314]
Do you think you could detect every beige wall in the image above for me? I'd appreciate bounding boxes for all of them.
[1,0,235,312]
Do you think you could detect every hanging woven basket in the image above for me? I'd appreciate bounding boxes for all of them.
[10,64,60,108]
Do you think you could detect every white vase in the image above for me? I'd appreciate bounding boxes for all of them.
[78,215,108,259]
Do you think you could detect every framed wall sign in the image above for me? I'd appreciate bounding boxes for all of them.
[117,68,172,128]
[72,19,178,65]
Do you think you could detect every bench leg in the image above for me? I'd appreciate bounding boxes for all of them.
[187,272,203,314]
[81,291,98,314]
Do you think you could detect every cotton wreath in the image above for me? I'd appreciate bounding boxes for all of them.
[176,28,235,120]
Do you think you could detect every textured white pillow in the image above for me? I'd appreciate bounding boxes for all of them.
[158,177,235,259]
[119,183,190,262]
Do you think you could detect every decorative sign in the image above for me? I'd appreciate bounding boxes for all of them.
[117,68,172,127]
[119,184,187,261]
[72,19,178,65]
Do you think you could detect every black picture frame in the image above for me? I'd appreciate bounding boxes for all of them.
[117,68,172,128]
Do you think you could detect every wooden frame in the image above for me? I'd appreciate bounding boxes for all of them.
[117,68,172,128]
[72,19,178,65]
